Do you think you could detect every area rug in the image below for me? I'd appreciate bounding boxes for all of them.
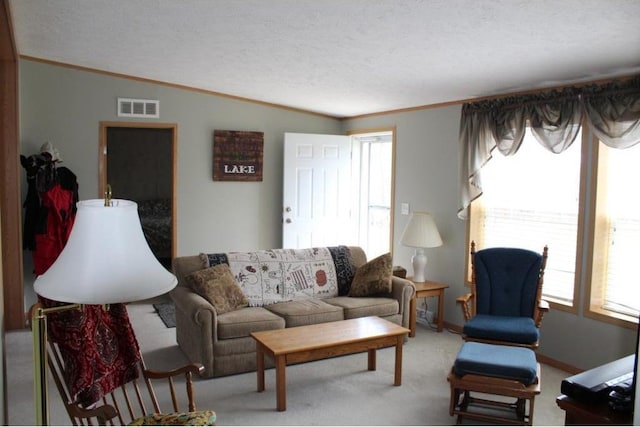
[152,302,175,328]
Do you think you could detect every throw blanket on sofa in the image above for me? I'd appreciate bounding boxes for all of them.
[202,246,355,306]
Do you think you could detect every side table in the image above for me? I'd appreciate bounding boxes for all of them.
[408,278,448,336]
[556,394,632,425]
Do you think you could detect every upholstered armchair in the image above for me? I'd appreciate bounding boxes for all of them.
[456,241,549,349]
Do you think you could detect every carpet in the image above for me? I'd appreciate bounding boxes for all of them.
[5,301,571,426]
[152,302,176,328]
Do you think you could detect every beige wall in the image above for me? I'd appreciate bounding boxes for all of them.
[18,58,636,372]
[19,59,342,255]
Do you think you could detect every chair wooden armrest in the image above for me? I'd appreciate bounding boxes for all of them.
[456,293,474,322]
[143,362,205,413]
[144,362,205,379]
[534,299,550,328]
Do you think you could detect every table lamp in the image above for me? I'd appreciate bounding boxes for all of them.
[399,211,442,282]
[31,195,178,425]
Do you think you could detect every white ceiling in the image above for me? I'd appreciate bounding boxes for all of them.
[8,0,640,118]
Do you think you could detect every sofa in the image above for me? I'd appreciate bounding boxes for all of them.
[170,246,415,378]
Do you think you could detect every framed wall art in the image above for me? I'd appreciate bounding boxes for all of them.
[213,130,264,181]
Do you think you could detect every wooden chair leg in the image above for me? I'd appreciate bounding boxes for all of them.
[449,387,457,416]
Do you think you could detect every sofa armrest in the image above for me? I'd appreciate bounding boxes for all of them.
[170,285,218,377]
[391,276,416,329]
[171,285,217,326]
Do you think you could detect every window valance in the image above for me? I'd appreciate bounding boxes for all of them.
[458,76,640,219]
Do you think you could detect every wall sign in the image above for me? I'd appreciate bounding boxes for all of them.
[213,130,264,181]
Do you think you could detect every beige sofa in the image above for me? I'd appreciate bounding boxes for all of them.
[170,246,415,378]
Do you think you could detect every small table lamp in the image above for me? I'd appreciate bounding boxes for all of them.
[32,197,178,425]
[400,211,442,282]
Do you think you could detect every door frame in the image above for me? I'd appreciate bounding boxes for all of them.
[98,121,178,260]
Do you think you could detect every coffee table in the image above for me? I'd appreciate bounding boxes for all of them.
[251,316,410,411]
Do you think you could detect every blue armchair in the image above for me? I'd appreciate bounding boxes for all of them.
[456,242,549,349]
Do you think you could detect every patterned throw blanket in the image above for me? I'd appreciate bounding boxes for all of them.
[202,245,355,306]
[43,298,141,407]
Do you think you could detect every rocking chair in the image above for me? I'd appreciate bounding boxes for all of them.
[456,242,549,349]
[33,303,216,426]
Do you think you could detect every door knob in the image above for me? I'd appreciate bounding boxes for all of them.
[285,218,292,223]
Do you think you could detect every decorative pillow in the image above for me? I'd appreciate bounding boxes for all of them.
[185,264,248,314]
[348,252,393,297]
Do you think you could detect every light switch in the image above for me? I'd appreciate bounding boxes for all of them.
[401,203,409,215]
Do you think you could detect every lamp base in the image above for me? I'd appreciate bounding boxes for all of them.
[411,248,428,282]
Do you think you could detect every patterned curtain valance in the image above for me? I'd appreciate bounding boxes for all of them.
[458,76,640,219]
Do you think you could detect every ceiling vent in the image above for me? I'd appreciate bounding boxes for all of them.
[117,98,160,118]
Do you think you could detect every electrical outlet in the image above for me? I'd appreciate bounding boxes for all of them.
[401,203,409,215]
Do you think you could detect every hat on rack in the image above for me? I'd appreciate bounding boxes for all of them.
[40,141,62,163]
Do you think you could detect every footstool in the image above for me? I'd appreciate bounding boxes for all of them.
[447,342,541,425]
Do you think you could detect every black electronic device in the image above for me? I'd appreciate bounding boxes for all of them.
[608,383,633,413]
[561,354,635,405]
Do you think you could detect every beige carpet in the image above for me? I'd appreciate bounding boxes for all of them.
[7,298,569,425]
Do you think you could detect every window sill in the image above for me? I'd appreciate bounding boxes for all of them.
[585,307,638,329]
[546,297,578,314]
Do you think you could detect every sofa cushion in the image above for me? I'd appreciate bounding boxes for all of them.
[217,307,285,340]
[348,252,393,297]
[185,264,249,314]
[265,299,344,327]
[323,296,399,319]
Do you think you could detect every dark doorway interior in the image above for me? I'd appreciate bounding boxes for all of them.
[106,127,174,269]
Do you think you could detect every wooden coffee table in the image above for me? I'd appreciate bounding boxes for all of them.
[251,316,410,411]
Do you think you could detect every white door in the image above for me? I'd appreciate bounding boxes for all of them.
[283,132,357,249]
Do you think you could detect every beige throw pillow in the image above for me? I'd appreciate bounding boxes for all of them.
[348,252,393,297]
[185,264,249,314]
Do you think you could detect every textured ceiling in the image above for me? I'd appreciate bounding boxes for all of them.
[8,0,640,118]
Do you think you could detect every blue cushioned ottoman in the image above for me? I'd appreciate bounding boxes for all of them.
[447,342,541,425]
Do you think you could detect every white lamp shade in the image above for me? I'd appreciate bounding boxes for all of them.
[400,211,443,248]
[34,199,177,304]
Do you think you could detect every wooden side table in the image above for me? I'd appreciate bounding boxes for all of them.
[556,394,632,425]
[408,278,448,336]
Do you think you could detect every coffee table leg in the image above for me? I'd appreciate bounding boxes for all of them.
[275,355,286,411]
[256,343,265,392]
[394,336,403,386]
[368,349,376,371]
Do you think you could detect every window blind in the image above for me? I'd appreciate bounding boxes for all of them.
[480,207,577,304]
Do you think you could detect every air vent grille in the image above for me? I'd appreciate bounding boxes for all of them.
[117,98,159,118]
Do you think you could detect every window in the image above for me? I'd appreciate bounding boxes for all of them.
[587,140,640,323]
[469,127,583,308]
[352,132,393,259]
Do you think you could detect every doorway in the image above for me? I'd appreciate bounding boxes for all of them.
[349,130,395,259]
[282,128,395,259]
[99,122,177,269]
